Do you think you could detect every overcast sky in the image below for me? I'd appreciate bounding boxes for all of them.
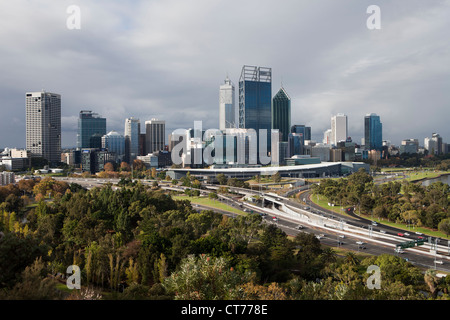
[0,0,449,149]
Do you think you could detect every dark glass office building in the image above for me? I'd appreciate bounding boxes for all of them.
[238,66,272,159]
[287,133,303,157]
[291,125,311,143]
[364,113,383,151]
[272,87,291,142]
[77,110,107,149]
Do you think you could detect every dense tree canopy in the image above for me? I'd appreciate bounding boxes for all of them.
[0,176,448,300]
[311,168,449,229]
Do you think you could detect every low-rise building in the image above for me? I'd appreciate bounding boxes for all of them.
[0,171,15,185]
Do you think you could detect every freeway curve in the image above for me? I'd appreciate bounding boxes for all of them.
[50,176,450,272]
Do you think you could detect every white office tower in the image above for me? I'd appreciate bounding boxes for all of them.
[124,117,140,162]
[25,91,61,163]
[219,76,235,130]
[145,119,165,153]
[331,113,348,146]
[424,133,443,155]
[323,129,332,145]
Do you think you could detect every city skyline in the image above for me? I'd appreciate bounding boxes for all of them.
[1,1,449,149]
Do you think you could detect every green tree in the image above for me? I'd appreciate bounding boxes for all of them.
[216,173,227,185]
[272,172,281,183]
[0,257,62,300]
[208,192,218,200]
[0,233,48,288]
[438,218,450,237]
[163,254,254,300]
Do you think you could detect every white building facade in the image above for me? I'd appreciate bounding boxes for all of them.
[219,77,235,130]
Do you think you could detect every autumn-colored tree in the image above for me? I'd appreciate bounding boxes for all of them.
[52,180,69,196]
[18,179,36,194]
[133,159,146,172]
[238,282,287,300]
[97,171,110,179]
[32,177,54,197]
[34,193,45,203]
[81,171,93,178]
[104,162,115,172]
[120,162,131,172]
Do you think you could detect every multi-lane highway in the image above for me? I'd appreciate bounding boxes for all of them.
[51,176,450,273]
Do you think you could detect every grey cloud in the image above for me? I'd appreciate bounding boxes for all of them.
[0,0,449,149]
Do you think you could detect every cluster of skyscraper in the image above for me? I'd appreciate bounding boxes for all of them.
[76,112,166,173]
[24,91,166,173]
[215,65,386,167]
[20,74,447,173]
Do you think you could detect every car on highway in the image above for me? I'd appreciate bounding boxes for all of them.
[418,236,424,239]
[371,221,378,226]
[395,248,405,254]
[415,232,423,235]
[339,235,345,239]
[272,217,278,222]
[404,232,410,236]
[435,260,444,265]
[296,225,304,230]
[379,230,386,234]
[397,233,404,237]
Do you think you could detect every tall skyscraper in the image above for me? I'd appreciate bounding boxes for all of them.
[219,76,235,130]
[364,113,383,151]
[124,117,140,163]
[25,91,61,163]
[145,119,166,154]
[77,110,107,149]
[331,113,348,146]
[272,86,291,142]
[238,65,272,159]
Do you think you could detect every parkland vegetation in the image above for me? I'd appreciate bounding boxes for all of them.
[311,168,450,235]
[0,174,449,300]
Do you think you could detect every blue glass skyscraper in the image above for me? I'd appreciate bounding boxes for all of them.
[238,66,272,161]
[77,110,106,149]
[364,113,383,151]
[287,133,303,157]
